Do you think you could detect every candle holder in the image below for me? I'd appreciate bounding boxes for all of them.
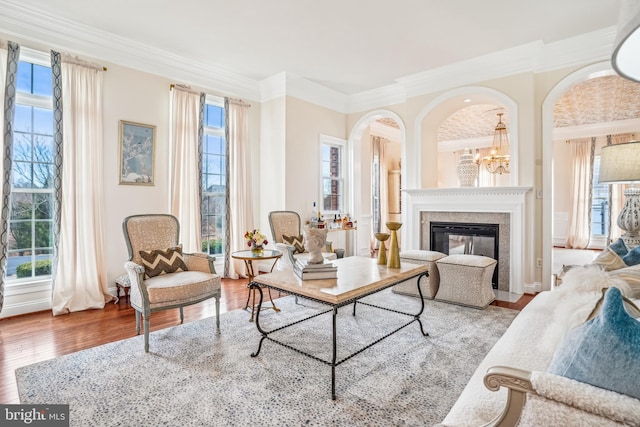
[374,233,390,265]
[386,222,402,268]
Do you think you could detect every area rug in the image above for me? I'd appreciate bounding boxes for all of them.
[16,290,518,426]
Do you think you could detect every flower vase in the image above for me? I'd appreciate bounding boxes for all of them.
[251,242,264,255]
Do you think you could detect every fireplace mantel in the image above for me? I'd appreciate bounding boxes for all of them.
[403,187,532,294]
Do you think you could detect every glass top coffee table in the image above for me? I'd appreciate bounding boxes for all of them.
[249,256,429,399]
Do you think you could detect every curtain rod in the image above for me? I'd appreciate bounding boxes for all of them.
[226,97,251,108]
[170,83,200,95]
[61,53,106,71]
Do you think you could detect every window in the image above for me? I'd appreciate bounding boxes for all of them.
[201,97,226,256]
[7,49,54,281]
[591,156,610,238]
[321,135,346,214]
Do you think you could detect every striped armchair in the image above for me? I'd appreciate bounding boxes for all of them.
[122,214,221,352]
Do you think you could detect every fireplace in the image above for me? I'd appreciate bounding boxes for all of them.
[430,222,499,289]
[404,187,532,294]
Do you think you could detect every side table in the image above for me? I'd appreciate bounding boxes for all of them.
[115,274,131,304]
[231,249,282,322]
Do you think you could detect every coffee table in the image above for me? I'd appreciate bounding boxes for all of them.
[249,256,429,399]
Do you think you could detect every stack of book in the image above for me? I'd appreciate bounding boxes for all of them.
[294,259,338,280]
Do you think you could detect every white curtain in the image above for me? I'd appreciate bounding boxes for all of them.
[52,61,109,315]
[371,136,389,253]
[169,88,202,253]
[565,138,594,249]
[226,98,253,279]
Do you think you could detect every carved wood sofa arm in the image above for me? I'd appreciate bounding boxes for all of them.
[481,366,535,427]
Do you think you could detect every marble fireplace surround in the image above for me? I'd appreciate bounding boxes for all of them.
[404,187,532,295]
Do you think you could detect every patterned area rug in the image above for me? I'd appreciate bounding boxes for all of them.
[16,289,518,426]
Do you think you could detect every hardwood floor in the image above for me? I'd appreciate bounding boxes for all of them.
[0,277,534,404]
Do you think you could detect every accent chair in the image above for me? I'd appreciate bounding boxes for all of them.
[122,214,221,352]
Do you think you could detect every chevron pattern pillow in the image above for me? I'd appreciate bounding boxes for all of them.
[282,234,305,253]
[139,246,189,278]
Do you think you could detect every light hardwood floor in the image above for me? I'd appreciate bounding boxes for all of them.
[0,277,533,404]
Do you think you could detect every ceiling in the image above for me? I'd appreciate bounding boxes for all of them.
[4,0,623,96]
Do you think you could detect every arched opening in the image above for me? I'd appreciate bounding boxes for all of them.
[411,86,519,189]
[542,62,640,290]
[348,111,405,256]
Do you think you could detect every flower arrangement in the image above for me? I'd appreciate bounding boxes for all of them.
[244,229,268,248]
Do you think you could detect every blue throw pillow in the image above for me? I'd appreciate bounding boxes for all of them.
[622,245,640,266]
[547,287,640,400]
[609,238,629,257]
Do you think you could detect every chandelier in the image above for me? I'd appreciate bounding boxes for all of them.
[482,113,510,174]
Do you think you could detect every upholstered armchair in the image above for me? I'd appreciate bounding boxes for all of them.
[268,210,337,271]
[122,214,221,352]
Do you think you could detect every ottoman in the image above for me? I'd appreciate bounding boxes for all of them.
[435,254,497,309]
[392,250,447,299]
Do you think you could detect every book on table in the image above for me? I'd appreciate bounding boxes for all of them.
[295,259,336,271]
[294,259,338,280]
[294,268,338,280]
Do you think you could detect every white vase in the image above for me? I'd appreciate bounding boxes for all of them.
[457,149,478,187]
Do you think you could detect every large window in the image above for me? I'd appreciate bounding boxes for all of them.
[201,98,226,256]
[321,135,346,214]
[7,49,54,280]
[591,156,610,241]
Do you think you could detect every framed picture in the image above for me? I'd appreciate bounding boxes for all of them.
[119,120,156,185]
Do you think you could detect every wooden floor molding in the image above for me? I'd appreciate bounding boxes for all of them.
[0,277,533,404]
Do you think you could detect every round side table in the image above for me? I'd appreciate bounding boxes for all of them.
[231,249,282,322]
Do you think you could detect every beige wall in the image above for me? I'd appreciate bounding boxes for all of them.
[280,96,346,227]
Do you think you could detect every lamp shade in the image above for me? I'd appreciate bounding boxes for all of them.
[612,0,640,82]
[599,141,640,183]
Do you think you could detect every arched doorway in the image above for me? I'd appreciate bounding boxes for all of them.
[542,61,640,290]
[348,111,406,256]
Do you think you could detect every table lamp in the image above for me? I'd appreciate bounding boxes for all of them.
[598,141,640,248]
[612,0,640,83]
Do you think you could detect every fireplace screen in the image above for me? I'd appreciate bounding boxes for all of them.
[430,222,499,289]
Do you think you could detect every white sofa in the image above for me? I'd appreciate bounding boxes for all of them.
[440,266,640,427]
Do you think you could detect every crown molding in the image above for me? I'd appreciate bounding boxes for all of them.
[396,42,544,99]
[535,27,617,72]
[259,73,287,102]
[0,0,619,113]
[283,74,349,113]
[346,83,406,114]
[0,0,261,101]
[395,28,617,101]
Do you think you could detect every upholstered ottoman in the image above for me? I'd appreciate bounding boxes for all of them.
[435,254,497,309]
[392,250,447,299]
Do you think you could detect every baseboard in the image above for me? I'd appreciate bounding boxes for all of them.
[523,282,541,294]
[0,297,51,319]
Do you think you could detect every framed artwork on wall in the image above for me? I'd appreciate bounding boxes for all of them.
[119,120,156,185]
